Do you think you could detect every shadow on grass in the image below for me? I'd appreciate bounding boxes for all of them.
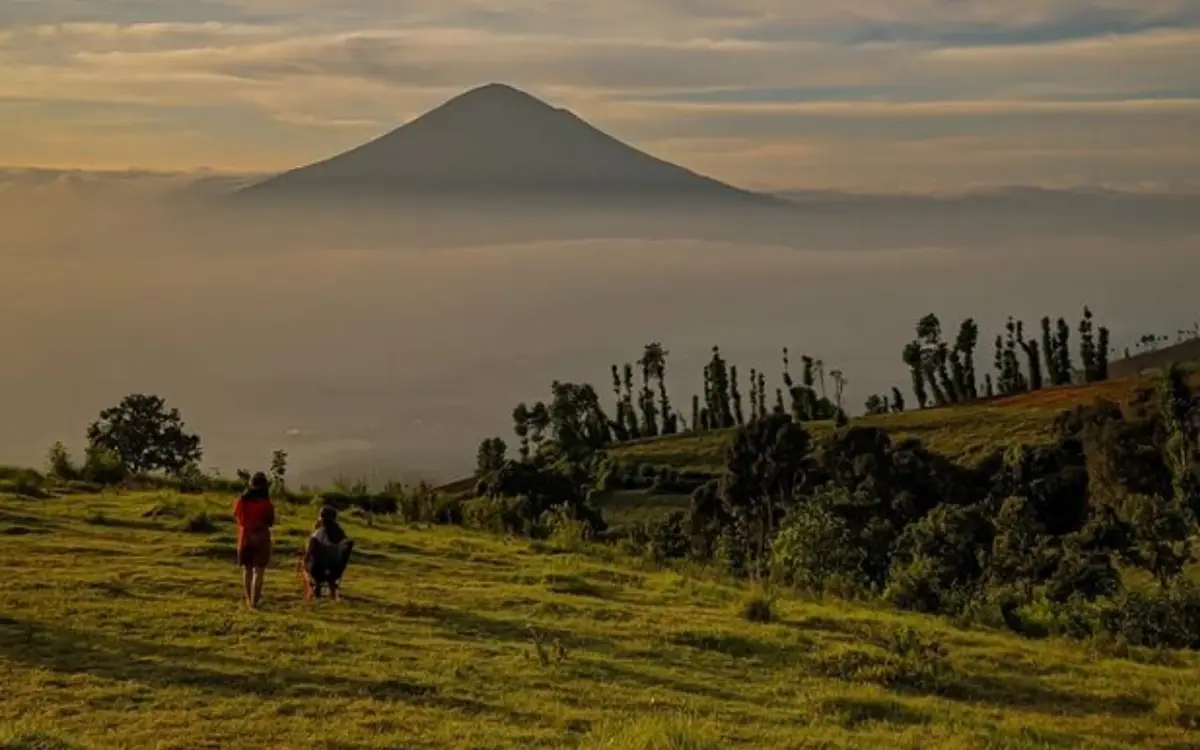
[820,697,931,728]
[670,630,811,661]
[567,658,752,705]
[342,596,615,652]
[919,672,1154,718]
[0,733,81,750]
[0,616,537,722]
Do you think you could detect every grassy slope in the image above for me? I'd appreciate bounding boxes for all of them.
[608,375,1200,476]
[4,492,1200,749]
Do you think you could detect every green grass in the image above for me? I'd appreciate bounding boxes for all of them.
[4,490,1200,748]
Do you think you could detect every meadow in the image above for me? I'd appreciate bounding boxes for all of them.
[3,488,1200,750]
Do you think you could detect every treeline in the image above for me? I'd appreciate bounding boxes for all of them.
[894,307,1111,411]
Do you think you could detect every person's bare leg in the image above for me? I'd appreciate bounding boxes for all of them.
[252,566,266,607]
[242,566,254,609]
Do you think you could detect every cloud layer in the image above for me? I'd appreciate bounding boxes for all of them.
[1,0,1198,189]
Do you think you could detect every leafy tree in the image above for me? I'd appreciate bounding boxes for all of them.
[270,449,288,491]
[476,437,508,476]
[830,370,848,415]
[46,441,78,480]
[637,343,664,437]
[622,364,640,439]
[721,412,812,575]
[706,347,734,428]
[546,381,612,461]
[86,393,201,475]
[890,387,905,413]
[512,403,531,459]
[864,394,889,415]
[902,341,928,409]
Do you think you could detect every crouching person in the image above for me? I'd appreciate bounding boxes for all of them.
[304,505,354,601]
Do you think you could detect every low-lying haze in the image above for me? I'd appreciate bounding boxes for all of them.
[2,172,1198,484]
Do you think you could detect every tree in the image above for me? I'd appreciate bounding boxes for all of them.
[902,341,928,409]
[830,370,848,415]
[1041,317,1062,386]
[1096,326,1110,381]
[748,368,760,422]
[691,394,701,434]
[476,437,508,476]
[637,343,664,437]
[1055,317,1073,384]
[270,449,288,491]
[954,318,979,400]
[1079,306,1098,382]
[730,365,746,426]
[890,387,906,413]
[512,403,531,460]
[86,394,201,475]
[864,394,889,415]
[705,347,734,428]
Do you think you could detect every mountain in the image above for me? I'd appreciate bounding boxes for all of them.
[239,83,777,207]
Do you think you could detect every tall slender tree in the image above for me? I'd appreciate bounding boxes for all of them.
[902,341,928,409]
[1040,317,1061,386]
[955,318,979,400]
[1079,306,1098,382]
[756,371,768,417]
[609,365,629,442]
[1097,326,1110,381]
[512,402,531,460]
[621,363,640,439]
[730,365,746,426]
[890,386,906,413]
[748,367,760,422]
[1055,318,1073,384]
[691,394,701,434]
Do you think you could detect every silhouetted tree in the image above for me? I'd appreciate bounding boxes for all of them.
[902,341,928,409]
[621,363,640,439]
[1055,317,1073,384]
[705,347,734,428]
[890,386,906,413]
[748,368,760,422]
[1079,306,1098,382]
[691,394,701,434]
[86,393,202,476]
[984,373,995,398]
[476,437,508,476]
[756,372,768,417]
[774,388,786,415]
[1097,326,1110,381]
[1040,317,1062,386]
[609,365,629,442]
[954,318,979,400]
[511,403,531,460]
[730,365,746,426]
[864,394,889,415]
[637,345,661,437]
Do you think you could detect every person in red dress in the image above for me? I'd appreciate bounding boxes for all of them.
[233,472,275,609]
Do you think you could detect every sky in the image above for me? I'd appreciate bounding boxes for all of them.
[1,0,1199,191]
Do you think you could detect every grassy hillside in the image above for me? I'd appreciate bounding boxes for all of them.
[3,490,1200,749]
[608,375,1200,476]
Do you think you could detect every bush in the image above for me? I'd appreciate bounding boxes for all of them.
[770,490,870,594]
[739,588,775,623]
[181,511,218,534]
[45,442,79,481]
[462,495,538,535]
[1099,581,1200,650]
[82,446,128,486]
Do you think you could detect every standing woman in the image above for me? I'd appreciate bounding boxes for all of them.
[233,472,275,609]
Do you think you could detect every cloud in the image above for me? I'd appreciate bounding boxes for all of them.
[0,1,1197,188]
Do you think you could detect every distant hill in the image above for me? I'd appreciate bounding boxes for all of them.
[239,83,778,208]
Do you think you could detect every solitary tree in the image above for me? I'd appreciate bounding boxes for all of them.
[86,393,201,475]
[890,386,906,413]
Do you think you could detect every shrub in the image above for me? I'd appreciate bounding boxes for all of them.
[739,588,775,623]
[82,446,128,486]
[45,442,79,481]
[770,489,870,594]
[182,511,218,534]
[1099,581,1200,650]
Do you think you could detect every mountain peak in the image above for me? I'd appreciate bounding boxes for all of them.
[240,84,776,207]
